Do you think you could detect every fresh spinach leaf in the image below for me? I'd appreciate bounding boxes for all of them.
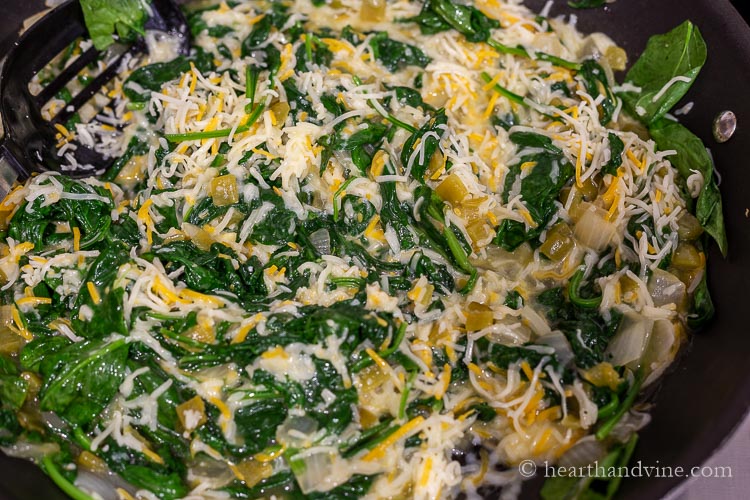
[234,400,287,454]
[282,78,315,121]
[8,178,113,250]
[20,336,71,373]
[620,21,706,124]
[687,270,715,330]
[541,434,638,499]
[187,10,234,38]
[80,0,149,50]
[151,241,268,306]
[240,6,288,72]
[0,357,27,411]
[319,121,389,175]
[386,86,434,111]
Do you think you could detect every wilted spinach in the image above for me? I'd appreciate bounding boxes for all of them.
[400,109,447,180]
[495,134,575,250]
[649,118,726,256]
[38,338,129,426]
[369,32,431,72]
[404,0,500,43]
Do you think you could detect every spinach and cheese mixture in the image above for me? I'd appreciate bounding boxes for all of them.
[0,0,726,499]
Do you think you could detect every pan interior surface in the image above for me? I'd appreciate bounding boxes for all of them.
[1,1,749,499]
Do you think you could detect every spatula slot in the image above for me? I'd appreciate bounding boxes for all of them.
[33,45,100,105]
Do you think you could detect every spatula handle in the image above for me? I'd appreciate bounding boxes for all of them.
[0,142,21,201]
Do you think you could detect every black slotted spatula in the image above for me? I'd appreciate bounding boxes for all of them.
[0,0,190,199]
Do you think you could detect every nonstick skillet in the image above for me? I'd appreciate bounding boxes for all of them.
[1,0,749,498]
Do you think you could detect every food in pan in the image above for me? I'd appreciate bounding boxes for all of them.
[0,0,726,498]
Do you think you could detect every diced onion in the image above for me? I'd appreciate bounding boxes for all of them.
[209,175,240,207]
[0,304,25,355]
[604,311,654,368]
[75,470,123,500]
[572,380,598,429]
[435,173,469,205]
[574,203,616,252]
[558,437,608,468]
[234,458,273,488]
[290,448,351,495]
[188,456,235,488]
[642,320,677,386]
[276,415,319,448]
[521,306,551,337]
[1,441,59,460]
[647,269,686,308]
[309,229,331,256]
[537,330,575,367]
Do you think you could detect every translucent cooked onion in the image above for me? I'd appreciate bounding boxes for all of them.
[290,448,351,495]
[75,470,120,500]
[647,269,686,308]
[187,456,235,489]
[2,441,59,460]
[558,437,607,468]
[276,415,319,448]
[309,228,331,256]
[521,306,551,337]
[642,320,677,386]
[609,410,651,443]
[472,244,532,281]
[574,203,617,252]
[604,312,654,368]
[537,330,575,367]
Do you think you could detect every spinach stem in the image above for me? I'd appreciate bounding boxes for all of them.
[166,97,268,142]
[329,277,366,289]
[569,267,603,308]
[333,177,357,222]
[351,74,417,133]
[351,323,408,372]
[380,112,417,133]
[73,427,91,450]
[245,66,259,109]
[341,420,398,458]
[596,393,620,420]
[42,455,95,500]
[480,72,526,107]
[487,39,582,71]
[398,371,417,420]
[606,434,639,499]
[305,33,314,64]
[596,369,645,440]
